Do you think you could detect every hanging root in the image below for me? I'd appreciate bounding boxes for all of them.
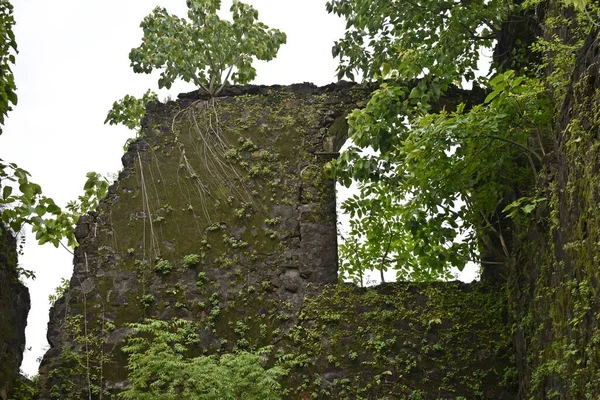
[137,152,161,262]
[171,98,256,213]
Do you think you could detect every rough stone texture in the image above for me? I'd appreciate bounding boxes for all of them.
[281,282,516,399]
[0,224,30,400]
[507,23,600,400]
[38,82,367,398]
[38,82,516,399]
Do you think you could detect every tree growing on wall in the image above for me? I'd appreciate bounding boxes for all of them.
[328,0,559,282]
[129,0,286,97]
[107,0,286,128]
[105,0,287,127]
[106,0,288,218]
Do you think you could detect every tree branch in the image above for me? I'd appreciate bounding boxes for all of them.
[482,134,543,163]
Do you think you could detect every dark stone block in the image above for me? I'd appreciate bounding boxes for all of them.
[0,225,30,400]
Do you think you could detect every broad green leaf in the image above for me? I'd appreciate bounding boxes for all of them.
[35,205,46,217]
[2,185,12,199]
[484,90,500,104]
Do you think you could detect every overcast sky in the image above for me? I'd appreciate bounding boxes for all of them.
[3,0,351,377]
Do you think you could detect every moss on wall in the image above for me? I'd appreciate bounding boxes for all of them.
[507,23,600,400]
[0,224,30,400]
[282,282,516,399]
[38,83,367,398]
[38,82,516,399]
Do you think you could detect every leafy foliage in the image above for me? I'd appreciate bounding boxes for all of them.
[105,89,158,131]
[48,277,70,306]
[1,161,62,238]
[561,0,589,11]
[1,168,108,248]
[0,0,17,131]
[153,259,173,275]
[328,0,554,281]
[104,89,157,151]
[34,171,108,248]
[129,0,286,96]
[183,253,201,267]
[0,1,43,247]
[64,172,109,221]
[0,2,109,253]
[120,318,285,400]
[326,0,507,84]
[10,374,39,400]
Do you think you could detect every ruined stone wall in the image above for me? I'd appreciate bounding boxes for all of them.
[39,82,364,397]
[38,82,516,399]
[0,224,30,400]
[507,24,600,400]
[281,281,515,399]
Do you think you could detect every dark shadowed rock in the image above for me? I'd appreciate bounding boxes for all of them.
[0,224,30,400]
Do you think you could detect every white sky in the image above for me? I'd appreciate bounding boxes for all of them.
[3,0,348,377]
[4,0,478,377]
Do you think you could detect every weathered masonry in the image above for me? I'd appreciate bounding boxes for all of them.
[38,83,516,399]
[0,225,30,400]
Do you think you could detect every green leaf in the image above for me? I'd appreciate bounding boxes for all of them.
[47,203,61,215]
[35,205,46,217]
[7,90,17,106]
[484,90,500,104]
[561,0,588,11]
[409,87,421,99]
[489,73,506,86]
[381,62,391,78]
[2,185,12,200]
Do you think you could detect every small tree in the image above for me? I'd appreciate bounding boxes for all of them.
[106,0,286,213]
[129,0,286,97]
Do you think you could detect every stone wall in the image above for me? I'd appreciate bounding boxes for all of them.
[38,82,516,399]
[282,281,515,399]
[0,224,30,400]
[507,23,600,400]
[39,82,366,398]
